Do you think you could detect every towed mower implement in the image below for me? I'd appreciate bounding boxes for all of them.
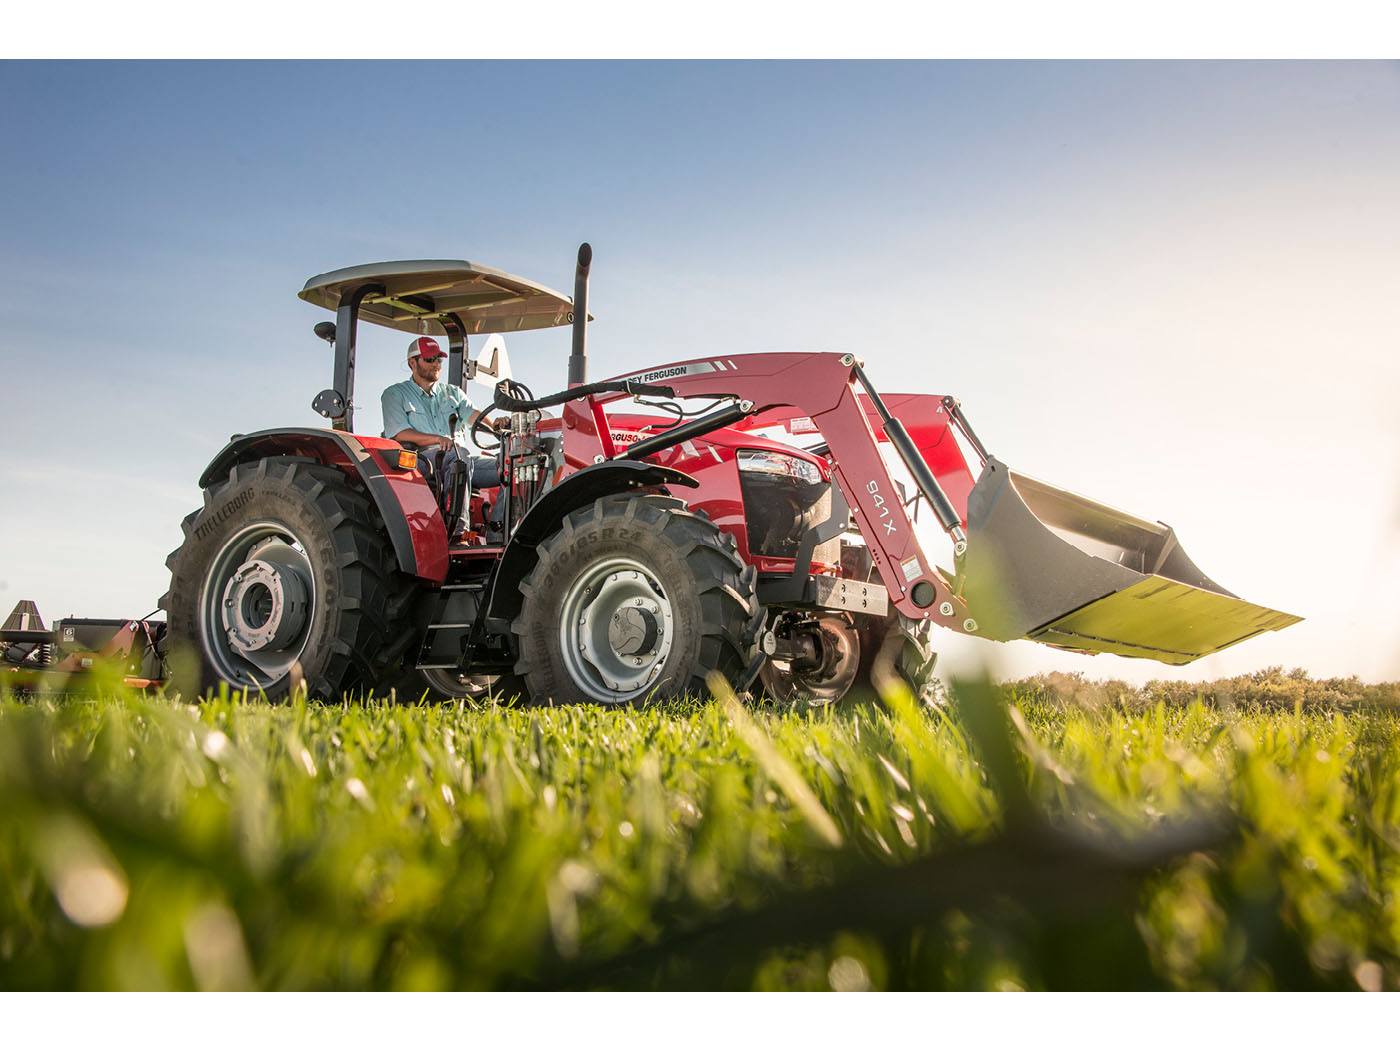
[2,600,165,693]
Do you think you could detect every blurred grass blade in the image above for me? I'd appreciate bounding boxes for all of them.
[708,671,843,849]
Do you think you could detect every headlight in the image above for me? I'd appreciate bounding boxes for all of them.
[737,449,823,485]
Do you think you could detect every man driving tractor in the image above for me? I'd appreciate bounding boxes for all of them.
[381,336,499,489]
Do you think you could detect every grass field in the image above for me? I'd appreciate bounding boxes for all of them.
[1,668,1397,990]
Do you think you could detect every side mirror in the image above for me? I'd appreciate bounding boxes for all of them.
[313,321,337,345]
[472,334,512,384]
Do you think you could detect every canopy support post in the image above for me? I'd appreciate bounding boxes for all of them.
[326,281,384,433]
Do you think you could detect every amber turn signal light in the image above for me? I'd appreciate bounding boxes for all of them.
[397,450,418,470]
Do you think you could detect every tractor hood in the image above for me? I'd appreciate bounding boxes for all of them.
[299,259,579,335]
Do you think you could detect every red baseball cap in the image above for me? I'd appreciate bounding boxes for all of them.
[407,336,445,362]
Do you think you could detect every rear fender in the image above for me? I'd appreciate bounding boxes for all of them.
[485,461,698,625]
[199,428,449,583]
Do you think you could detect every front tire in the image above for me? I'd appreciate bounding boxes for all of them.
[512,494,760,704]
[161,457,416,701]
[857,614,942,705]
[757,613,862,707]
[388,668,528,704]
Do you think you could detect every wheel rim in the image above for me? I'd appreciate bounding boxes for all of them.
[558,556,675,703]
[419,669,501,700]
[199,521,317,690]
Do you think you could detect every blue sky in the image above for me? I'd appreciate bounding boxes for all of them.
[2,61,1397,682]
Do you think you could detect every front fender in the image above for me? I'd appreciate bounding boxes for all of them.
[485,461,698,624]
[199,428,449,583]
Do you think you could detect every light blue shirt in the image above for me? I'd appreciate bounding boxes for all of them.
[380,378,473,446]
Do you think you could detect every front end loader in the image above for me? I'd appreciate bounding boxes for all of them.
[145,243,1297,707]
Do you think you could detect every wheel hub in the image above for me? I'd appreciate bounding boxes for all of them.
[200,524,317,688]
[220,557,309,654]
[560,559,675,702]
[609,604,661,656]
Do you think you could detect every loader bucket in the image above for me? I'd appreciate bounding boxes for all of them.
[958,458,1300,665]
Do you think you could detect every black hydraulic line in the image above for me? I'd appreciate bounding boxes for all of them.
[568,243,591,387]
[493,377,676,413]
[619,401,754,461]
[851,364,967,547]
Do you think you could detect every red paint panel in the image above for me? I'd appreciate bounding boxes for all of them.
[862,393,978,527]
[562,400,606,468]
[362,444,449,583]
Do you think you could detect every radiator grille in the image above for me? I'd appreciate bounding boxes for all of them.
[738,474,840,564]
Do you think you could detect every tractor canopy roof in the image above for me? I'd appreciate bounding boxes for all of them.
[299,259,577,336]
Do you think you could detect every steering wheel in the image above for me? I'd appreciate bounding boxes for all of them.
[470,407,508,451]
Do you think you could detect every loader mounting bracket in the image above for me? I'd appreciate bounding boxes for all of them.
[756,575,889,618]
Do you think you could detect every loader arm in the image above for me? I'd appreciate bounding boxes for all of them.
[564,352,972,629]
[560,350,1301,666]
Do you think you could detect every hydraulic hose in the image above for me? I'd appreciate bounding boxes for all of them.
[493,378,677,413]
[619,401,754,461]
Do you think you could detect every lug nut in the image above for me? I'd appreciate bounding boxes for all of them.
[939,602,954,617]
[964,618,978,632]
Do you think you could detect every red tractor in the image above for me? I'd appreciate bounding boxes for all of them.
[151,245,1298,706]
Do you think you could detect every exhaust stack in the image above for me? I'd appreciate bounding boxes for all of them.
[568,242,592,387]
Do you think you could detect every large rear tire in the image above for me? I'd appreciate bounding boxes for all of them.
[512,494,760,705]
[161,457,417,701]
